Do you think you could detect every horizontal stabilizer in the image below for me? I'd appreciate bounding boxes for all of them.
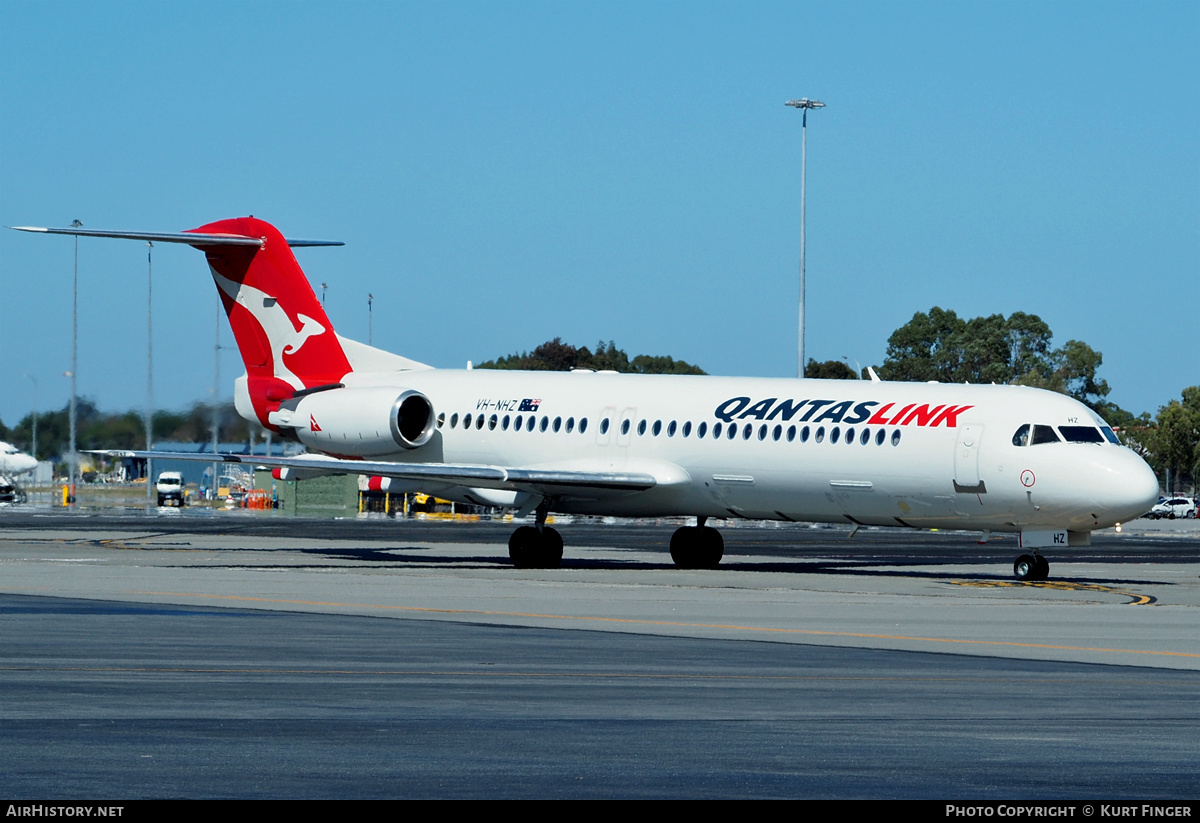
[9,225,342,248]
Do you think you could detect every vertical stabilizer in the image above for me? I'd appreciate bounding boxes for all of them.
[187,217,353,425]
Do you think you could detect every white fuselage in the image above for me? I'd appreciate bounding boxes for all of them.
[263,369,1159,533]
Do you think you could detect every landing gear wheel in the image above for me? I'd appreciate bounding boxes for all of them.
[542,527,564,568]
[1033,554,1050,581]
[1014,553,1049,581]
[508,525,563,569]
[670,526,724,569]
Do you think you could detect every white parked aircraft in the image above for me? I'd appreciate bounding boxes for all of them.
[0,441,37,476]
[12,217,1159,579]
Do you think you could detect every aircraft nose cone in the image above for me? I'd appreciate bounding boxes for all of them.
[1098,449,1160,523]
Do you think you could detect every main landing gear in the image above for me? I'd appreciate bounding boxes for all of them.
[1013,553,1050,581]
[508,499,563,569]
[670,518,724,569]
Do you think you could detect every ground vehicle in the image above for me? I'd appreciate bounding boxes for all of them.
[156,471,186,507]
[1147,497,1195,519]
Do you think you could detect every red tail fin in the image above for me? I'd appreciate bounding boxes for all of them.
[187,217,352,424]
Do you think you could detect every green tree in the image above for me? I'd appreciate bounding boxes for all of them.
[880,307,1125,416]
[878,306,967,383]
[1154,387,1200,493]
[1054,340,1111,410]
[804,359,858,380]
[478,339,704,375]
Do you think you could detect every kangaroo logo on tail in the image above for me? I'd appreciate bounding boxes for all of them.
[211,273,330,390]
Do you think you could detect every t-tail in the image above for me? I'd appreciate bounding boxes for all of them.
[10,215,369,431]
[187,217,352,426]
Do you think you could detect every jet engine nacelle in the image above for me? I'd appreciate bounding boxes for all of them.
[269,387,436,457]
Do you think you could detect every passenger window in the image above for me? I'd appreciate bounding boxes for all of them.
[874,428,885,446]
[729,424,738,440]
[502,414,510,431]
[682,421,692,438]
[488,414,498,431]
[830,427,840,444]
[1031,425,1060,445]
[540,416,549,432]
[527,416,536,432]
[667,421,677,437]
[891,430,901,446]
[437,413,445,428]
[580,418,589,434]
[476,414,485,430]
[565,417,574,433]
[553,416,562,433]
[860,428,870,445]
[800,425,810,443]
[787,425,796,442]
[600,418,610,435]
[815,426,825,443]
[743,424,752,440]
[653,420,662,436]
[845,427,855,444]
[772,424,782,441]
[697,422,707,438]
[450,413,460,428]
[637,420,647,436]
[621,419,631,435]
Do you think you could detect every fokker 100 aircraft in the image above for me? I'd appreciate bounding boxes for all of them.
[13,217,1159,579]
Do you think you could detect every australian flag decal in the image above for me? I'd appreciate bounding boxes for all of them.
[518,398,541,412]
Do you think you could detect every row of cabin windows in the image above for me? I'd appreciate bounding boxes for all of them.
[437,411,903,447]
[444,412,590,434]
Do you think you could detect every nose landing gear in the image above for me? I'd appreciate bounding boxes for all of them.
[1014,553,1050,581]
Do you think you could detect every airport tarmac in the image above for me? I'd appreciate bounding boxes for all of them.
[1,510,1197,798]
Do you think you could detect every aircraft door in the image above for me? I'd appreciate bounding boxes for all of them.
[953,423,985,493]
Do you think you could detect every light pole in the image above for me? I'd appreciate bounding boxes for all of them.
[321,282,328,306]
[786,98,824,378]
[368,293,373,346]
[146,241,154,503]
[211,300,221,500]
[69,218,82,500]
[23,373,37,463]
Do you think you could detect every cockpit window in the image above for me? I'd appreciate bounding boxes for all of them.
[1012,424,1030,447]
[1100,427,1120,444]
[1031,425,1060,445]
[1058,426,1104,443]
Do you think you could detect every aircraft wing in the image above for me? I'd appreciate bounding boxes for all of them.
[93,450,662,496]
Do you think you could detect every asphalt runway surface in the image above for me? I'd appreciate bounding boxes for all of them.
[1,509,1197,799]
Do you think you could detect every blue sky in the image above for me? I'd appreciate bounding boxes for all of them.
[2,0,1196,430]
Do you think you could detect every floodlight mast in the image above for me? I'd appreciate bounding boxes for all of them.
[785,97,825,378]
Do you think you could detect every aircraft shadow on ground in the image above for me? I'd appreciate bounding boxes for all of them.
[291,545,1176,587]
